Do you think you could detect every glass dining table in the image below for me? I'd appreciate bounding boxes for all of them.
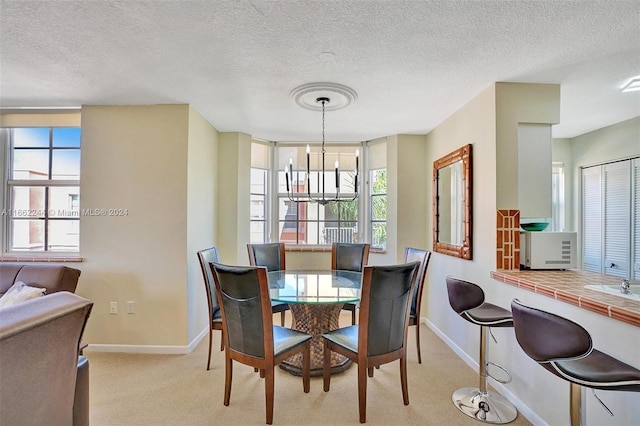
[267,269,362,376]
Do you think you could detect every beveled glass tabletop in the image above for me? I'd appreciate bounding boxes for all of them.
[267,269,362,304]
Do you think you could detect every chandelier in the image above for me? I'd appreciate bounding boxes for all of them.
[284,96,359,205]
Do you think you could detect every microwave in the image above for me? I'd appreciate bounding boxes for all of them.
[520,231,577,270]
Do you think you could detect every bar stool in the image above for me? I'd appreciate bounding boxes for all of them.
[511,299,640,426]
[446,276,518,424]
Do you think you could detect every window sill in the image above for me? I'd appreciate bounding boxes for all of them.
[1,254,84,263]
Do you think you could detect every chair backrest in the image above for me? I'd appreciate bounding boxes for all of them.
[247,243,286,272]
[197,247,221,317]
[358,262,419,357]
[210,263,273,360]
[445,276,485,315]
[403,247,431,316]
[511,299,593,363]
[331,243,370,272]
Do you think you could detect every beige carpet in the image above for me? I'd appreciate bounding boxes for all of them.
[85,315,532,425]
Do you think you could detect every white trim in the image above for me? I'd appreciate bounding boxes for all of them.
[83,326,208,355]
[424,317,548,426]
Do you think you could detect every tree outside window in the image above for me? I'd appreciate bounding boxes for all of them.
[370,169,387,249]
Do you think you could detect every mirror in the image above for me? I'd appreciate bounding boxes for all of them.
[433,144,472,259]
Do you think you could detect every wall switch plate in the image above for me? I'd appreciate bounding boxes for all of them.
[110,301,118,314]
[127,301,135,314]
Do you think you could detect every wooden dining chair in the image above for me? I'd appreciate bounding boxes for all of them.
[247,242,290,326]
[331,242,370,325]
[197,246,224,370]
[322,262,419,423]
[210,262,312,425]
[403,247,432,364]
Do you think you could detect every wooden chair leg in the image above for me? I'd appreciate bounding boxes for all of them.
[415,324,422,364]
[260,369,266,378]
[224,355,233,406]
[323,341,331,392]
[265,368,275,425]
[302,341,310,393]
[207,329,213,370]
[219,329,224,351]
[358,363,368,423]
[280,310,286,326]
[351,307,356,325]
[400,356,409,405]
[367,366,374,377]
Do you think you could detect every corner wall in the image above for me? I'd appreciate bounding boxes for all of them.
[186,107,219,343]
[80,104,190,347]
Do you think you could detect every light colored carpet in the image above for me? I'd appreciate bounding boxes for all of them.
[85,315,532,425]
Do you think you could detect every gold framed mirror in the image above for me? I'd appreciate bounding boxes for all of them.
[433,144,472,260]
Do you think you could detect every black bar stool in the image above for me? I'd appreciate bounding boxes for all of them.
[511,299,640,426]
[446,276,518,424]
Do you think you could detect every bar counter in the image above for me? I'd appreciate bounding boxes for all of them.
[490,269,640,327]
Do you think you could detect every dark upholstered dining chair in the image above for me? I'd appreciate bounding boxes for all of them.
[331,242,370,325]
[511,299,640,426]
[247,243,290,326]
[403,247,432,364]
[322,262,419,423]
[197,246,224,370]
[210,263,312,425]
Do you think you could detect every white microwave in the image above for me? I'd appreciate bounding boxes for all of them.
[520,231,577,270]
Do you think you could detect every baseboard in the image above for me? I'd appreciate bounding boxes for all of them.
[83,326,208,355]
[423,317,547,426]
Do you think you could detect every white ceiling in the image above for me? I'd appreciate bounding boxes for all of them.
[1,1,639,142]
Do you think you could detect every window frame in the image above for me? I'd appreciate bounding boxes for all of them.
[3,127,81,254]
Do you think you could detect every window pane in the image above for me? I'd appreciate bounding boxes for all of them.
[12,149,49,179]
[250,194,265,220]
[49,186,80,218]
[52,149,81,179]
[11,186,45,217]
[11,219,44,250]
[48,220,79,251]
[372,223,387,249]
[372,195,387,220]
[13,128,49,148]
[250,221,265,244]
[52,128,81,147]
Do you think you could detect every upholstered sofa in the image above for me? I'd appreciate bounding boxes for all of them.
[0,264,89,425]
[0,263,81,297]
[0,291,93,425]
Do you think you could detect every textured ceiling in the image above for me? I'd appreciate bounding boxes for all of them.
[1,1,639,141]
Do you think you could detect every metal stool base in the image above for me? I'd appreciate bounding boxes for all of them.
[452,387,517,424]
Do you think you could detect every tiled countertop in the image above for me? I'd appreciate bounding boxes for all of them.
[491,269,640,327]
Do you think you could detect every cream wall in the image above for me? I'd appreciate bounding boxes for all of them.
[495,83,560,210]
[217,132,252,265]
[79,105,191,347]
[186,107,219,343]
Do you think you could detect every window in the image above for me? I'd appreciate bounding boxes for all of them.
[276,144,360,244]
[3,127,81,252]
[250,168,268,243]
[550,162,565,231]
[370,168,387,249]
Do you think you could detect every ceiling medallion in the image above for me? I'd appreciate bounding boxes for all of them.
[290,82,357,111]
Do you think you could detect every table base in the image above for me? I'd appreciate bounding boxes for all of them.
[279,303,351,377]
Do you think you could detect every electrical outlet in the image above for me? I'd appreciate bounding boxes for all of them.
[127,301,135,314]
[110,301,118,314]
